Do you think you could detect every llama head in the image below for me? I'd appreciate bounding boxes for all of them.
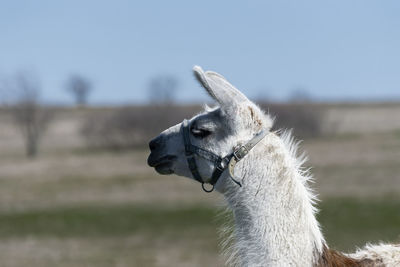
[147,66,273,191]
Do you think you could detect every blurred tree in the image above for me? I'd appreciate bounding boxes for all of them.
[288,87,313,103]
[66,74,92,106]
[148,75,179,104]
[0,74,12,106]
[9,71,53,157]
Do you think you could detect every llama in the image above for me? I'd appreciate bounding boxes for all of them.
[147,66,400,266]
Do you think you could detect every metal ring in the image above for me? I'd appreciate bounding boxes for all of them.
[201,183,214,193]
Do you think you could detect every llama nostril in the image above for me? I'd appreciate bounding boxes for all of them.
[149,140,157,151]
[149,136,162,151]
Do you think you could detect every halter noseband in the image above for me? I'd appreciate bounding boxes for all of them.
[182,119,268,193]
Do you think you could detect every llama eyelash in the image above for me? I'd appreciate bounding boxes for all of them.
[191,127,212,138]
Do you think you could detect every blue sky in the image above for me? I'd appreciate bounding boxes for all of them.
[0,0,399,104]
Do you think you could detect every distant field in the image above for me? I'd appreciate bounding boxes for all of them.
[0,104,399,266]
[0,200,399,266]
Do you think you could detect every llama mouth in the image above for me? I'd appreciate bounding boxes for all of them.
[147,155,176,175]
[155,162,174,174]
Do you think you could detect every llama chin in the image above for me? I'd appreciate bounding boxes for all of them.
[148,66,400,267]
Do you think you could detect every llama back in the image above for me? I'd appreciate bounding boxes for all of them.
[347,243,400,266]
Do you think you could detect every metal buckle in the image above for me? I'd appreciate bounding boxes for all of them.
[215,160,225,172]
[233,146,248,161]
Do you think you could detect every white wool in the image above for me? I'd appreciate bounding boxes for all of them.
[217,127,325,267]
[349,243,400,266]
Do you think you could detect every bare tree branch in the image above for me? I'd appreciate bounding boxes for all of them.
[8,71,53,157]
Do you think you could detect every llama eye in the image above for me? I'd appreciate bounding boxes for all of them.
[191,128,212,138]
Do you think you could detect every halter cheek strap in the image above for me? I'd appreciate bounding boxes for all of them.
[181,119,268,193]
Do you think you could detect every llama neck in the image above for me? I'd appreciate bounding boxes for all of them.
[220,132,325,267]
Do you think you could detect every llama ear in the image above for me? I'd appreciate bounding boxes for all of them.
[193,66,250,109]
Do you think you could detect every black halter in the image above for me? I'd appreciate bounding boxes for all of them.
[181,119,268,193]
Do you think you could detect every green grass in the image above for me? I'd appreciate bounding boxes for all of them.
[318,198,400,252]
[392,129,400,140]
[0,204,222,266]
[0,204,218,238]
[0,199,399,253]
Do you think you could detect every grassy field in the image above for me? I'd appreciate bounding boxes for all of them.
[0,200,399,266]
[0,104,400,266]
